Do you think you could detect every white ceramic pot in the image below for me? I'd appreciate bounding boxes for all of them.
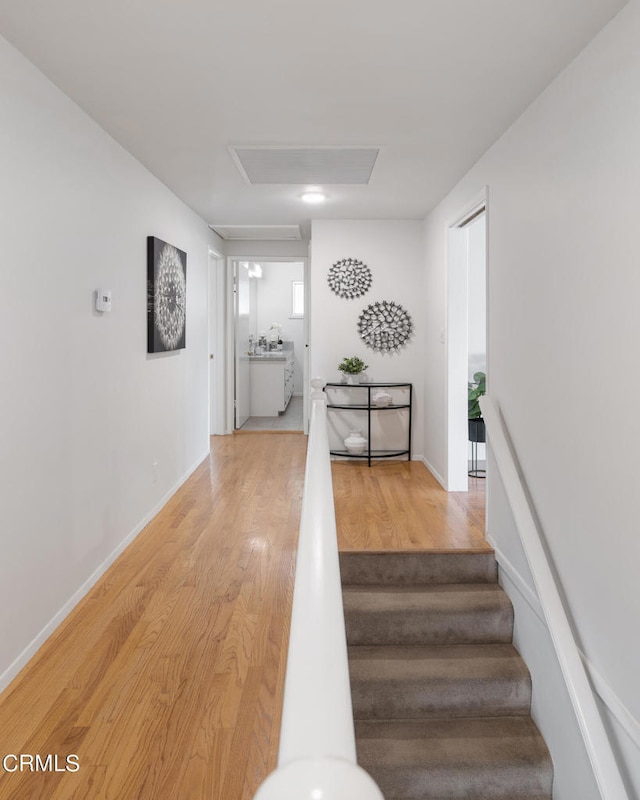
[344,430,367,455]
[372,390,392,407]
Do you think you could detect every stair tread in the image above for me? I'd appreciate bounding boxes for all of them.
[356,717,552,799]
[349,642,528,675]
[356,715,550,762]
[343,582,511,605]
[349,643,531,719]
[344,584,514,646]
[341,552,552,798]
[340,551,498,585]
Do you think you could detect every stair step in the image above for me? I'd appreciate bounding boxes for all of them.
[349,643,531,719]
[340,551,498,585]
[355,716,553,800]
[343,583,514,646]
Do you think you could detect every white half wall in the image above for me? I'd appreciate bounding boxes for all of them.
[310,220,425,459]
[422,2,640,795]
[0,35,222,689]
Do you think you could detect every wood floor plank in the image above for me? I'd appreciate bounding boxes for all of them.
[333,460,488,551]
[0,433,307,800]
[0,437,487,800]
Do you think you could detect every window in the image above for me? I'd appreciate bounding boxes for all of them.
[291,280,304,318]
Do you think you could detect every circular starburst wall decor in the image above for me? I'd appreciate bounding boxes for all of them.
[357,301,413,353]
[327,257,372,299]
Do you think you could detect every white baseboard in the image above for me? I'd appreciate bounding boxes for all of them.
[487,536,546,625]
[416,455,447,489]
[489,537,640,754]
[0,448,210,694]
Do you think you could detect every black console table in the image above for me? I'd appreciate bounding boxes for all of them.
[324,382,412,467]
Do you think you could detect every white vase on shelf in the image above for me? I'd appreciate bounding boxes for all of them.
[344,430,367,455]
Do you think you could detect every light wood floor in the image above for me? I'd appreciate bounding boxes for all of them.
[0,436,486,800]
[333,460,488,551]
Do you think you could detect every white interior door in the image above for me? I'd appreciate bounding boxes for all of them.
[235,262,251,428]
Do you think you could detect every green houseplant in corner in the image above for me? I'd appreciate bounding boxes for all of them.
[468,371,486,443]
[338,356,369,384]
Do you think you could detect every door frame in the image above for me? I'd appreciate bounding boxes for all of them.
[445,188,488,491]
[208,248,228,435]
[224,255,310,435]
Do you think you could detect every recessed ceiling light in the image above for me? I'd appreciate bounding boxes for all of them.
[301,191,327,204]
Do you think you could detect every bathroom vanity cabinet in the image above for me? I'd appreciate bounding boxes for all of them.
[249,353,294,416]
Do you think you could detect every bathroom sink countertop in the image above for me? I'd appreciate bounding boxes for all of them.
[249,352,291,361]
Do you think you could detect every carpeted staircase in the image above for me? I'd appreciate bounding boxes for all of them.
[340,551,553,800]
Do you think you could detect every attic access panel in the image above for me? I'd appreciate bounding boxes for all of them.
[229,146,380,185]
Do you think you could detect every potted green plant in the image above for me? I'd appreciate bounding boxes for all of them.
[468,371,486,442]
[338,356,369,384]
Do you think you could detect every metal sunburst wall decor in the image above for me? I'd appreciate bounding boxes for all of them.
[327,257,372,299]
[358,300,413,353]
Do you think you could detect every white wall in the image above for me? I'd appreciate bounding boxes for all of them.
[224,240,309,258]
[422,2,640,795]
[0,35,221,689]
[467,213,487,381]
[255,262,305,394]
[311,220,425,458]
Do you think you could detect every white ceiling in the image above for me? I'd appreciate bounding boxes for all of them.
[0,0,628,239]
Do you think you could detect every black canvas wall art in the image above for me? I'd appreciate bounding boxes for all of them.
[147,236,187,353]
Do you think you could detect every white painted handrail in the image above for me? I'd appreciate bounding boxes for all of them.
[480,395,629,800]
[254,378,384,800]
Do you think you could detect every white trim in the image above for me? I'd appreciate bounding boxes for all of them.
[0,449,210,694]
[209,248,227,436]
[225,257,235,434]
[445,222,469,490]
[489,536,640,763]
[488,536,546,624]
[303,257,310,435]
[417,455,447,489]
[444,186,488,493]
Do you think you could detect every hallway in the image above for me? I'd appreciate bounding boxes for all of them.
[237,395,304,432]
[0,434,486,800]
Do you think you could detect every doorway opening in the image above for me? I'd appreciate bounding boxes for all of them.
[446,192,487,492]
[231,258,308,433]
